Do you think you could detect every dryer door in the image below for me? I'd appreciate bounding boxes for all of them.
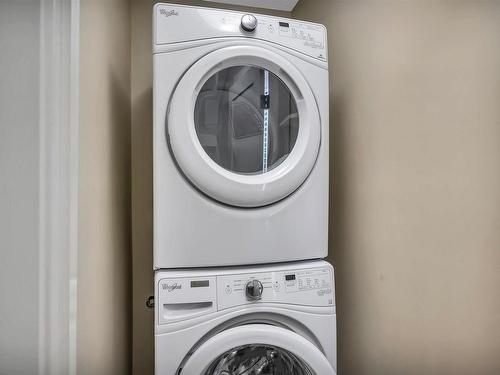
[167,45,321,207]
[178,324,336,375]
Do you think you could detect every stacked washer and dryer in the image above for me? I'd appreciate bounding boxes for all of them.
[153,3,336,374]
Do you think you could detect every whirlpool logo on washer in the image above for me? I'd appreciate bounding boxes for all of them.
[162,282,182,292]
[159,9,179,18]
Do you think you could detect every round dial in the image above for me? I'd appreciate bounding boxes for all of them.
[241,14,258,32]
[245,280,263,300]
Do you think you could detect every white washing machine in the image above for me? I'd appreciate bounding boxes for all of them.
[155,260,337,374]
[153,3,329,268]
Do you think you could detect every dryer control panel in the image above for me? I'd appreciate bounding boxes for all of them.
[154,3,327,62]
[156,261,334,324]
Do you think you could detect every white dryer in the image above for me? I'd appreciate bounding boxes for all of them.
[153,3,329,268]
[155,260,337,374]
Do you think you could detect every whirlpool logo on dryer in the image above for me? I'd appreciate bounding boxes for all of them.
[160,9,179,18]
[162,282,182,292]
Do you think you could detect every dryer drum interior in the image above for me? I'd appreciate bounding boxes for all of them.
[194,65,299,176]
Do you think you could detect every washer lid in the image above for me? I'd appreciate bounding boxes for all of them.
[179,324,336,374]
[167,45,321,207]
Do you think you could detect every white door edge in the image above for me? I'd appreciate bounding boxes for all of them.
[180,324,335,374]
[38,1,79,374]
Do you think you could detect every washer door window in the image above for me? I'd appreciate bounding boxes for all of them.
[178,325,336,375]
[205,344,313,374]
[168,46,321,207]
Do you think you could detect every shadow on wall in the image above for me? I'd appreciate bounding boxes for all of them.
[131,86,154,374]
[328,92,350,374]
[104,66,133,375]
[78,12,132,373]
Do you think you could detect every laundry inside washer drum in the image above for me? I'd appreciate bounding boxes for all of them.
[204,344,315,375]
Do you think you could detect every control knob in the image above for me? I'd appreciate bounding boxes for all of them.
[241,14,257,32]
[245,279,263,300]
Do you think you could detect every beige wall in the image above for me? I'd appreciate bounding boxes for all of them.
[293,1,500,374]
[130,1,290,374]
[79,0,132,374]
[82,0,500,373]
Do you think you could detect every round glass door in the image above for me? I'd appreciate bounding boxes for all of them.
[167,45,321,207]
[194,66,299,175]
[178,325,335,375]
[205,344,314,375]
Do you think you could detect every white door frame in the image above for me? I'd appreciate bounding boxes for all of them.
[38,1,79,374]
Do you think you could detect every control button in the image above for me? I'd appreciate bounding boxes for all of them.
[273,281,281,291]
[225,285,232,294]
[241,14,257,32]
[245,280,263,300]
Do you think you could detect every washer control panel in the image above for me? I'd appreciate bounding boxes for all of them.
[156,261,334,325]
[217,266,333,310]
